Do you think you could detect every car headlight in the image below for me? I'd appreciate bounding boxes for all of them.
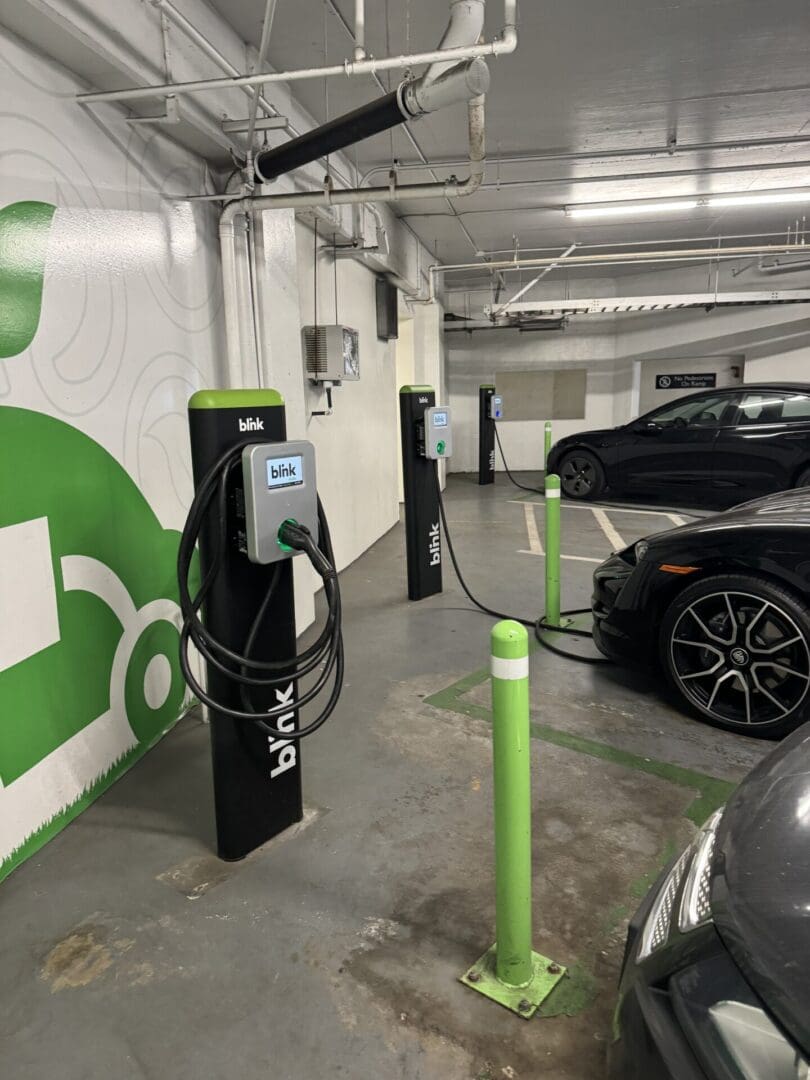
[634,540,649,562]
[637,808,723,961]
[637,847,692,960]
[679,808,723,932]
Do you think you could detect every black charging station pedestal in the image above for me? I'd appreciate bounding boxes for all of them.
[399,385,442,601]
[188,389,303,861]
[478,384,496,485]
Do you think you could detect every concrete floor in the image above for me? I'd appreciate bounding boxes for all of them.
[0,474,769,1080]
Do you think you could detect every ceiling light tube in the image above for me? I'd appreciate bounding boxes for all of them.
[566,189,810,219]
[707,191,810,208]
[566,199,699,219]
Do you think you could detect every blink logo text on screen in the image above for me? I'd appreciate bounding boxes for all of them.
[266,455,304,489]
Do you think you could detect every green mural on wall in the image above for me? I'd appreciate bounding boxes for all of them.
[0,407,193,882]
[0,200,56,358]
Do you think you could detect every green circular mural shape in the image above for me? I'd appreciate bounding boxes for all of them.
[124,620,186,745]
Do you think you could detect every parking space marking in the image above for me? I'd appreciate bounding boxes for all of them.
[592,508,625,551]
[518,549,603,564]
[522,502,544,555]
[508,499,698,521]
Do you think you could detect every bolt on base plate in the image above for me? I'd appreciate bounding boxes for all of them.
[460,945,566,1019]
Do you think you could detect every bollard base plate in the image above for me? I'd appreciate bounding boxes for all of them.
[460,945,567,1019]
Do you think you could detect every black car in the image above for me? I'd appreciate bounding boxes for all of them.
[592,486,810,737]
[547,383,810,506]
[609,720,810,1079]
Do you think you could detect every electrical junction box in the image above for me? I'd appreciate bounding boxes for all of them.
[424,406,453,460]
[241,440,319,564]
[489,394,504,420]
[302,324,360,383]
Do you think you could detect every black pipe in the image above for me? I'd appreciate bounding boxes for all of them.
[255,90,409,183]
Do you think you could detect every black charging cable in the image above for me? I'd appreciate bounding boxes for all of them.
[177,441,344,740]
[493,423,544,495]
[434,462,613,665]
[433,463,536,628]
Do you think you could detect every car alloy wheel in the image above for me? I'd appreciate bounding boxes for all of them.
[669,590,810,727]
[561,456,597,497]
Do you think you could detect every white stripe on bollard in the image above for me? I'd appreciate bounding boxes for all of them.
[545,488,560,499]
[491,654,530,681]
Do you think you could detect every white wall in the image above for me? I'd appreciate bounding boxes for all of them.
[295,222,400,573]
[0,26,223,879]
[446,326,617,472]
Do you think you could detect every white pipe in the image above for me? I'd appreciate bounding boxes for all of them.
[245,0,279,153]
[77,4,517,104]
[354,0,365,61]
[493,242,577,316]
[150,0,280,124]
[360,134,810,186]
[403,57,490,116]
[150,0,354,187]
[759,256,810,274]
[218,96,485,379]
[411,242,810,303]
[422,1,486,86]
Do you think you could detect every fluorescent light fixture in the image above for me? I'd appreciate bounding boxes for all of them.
[566,189,810,219]
[707,191,810,208]
[566,200,698,219]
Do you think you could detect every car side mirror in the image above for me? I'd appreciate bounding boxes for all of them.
[632,420,661,435]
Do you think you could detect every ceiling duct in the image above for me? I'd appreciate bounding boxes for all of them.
[254,1,490,183]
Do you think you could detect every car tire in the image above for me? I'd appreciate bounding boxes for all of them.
[794,465,810,488]
[558,450,606,501]
[660,573,810,737]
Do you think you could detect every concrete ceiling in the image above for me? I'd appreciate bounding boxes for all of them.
[210,0,810,277]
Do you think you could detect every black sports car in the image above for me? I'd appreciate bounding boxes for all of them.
[592,486,810,737]
[609,721,810,1079]
[547,383,810,506]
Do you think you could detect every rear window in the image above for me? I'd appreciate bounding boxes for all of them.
[781,394,810,421]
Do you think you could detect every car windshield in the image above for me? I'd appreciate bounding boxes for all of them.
[643,394,730,429]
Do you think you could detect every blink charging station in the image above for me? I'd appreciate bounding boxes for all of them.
[179,390,342,861]
[478,385,501,485]
[399,385,453,601]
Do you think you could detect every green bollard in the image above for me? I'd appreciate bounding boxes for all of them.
[460,620,566,1018]
[544,420,553,469]
[545,473,561,627]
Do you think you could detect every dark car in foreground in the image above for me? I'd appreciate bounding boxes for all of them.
[592,486,810,737]
[609,721,810,1079]
[548,383,810,506]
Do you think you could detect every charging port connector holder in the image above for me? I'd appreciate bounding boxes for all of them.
[242,441,319,564]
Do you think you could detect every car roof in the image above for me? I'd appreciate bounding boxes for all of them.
[732,383,810,392]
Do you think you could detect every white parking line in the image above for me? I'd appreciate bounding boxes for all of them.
[592,507,626,550]
[517,550,603,564]
[507,499,697,521]
[523,502,544,555]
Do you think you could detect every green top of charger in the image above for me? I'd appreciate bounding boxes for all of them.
[189,389,284,409]
[399,385,434,394]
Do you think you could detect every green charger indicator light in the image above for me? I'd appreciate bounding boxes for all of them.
[437,440,446,455]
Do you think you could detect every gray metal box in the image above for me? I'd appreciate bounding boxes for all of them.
[241,440,319,564]
[302,324,360,383]
[424,406,452,460]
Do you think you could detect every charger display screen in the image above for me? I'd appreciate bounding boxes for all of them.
[266,454,304,489]
[432,411,448,428]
